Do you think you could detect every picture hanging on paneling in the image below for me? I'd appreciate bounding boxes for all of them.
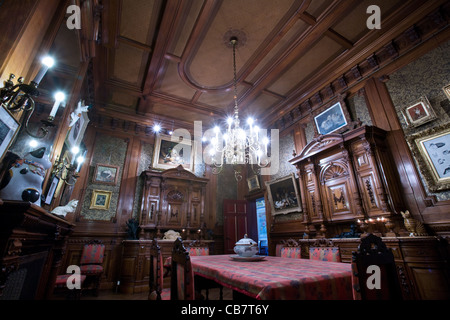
[407,122,450,192]
[443,84,450,101]
[93,163,120,185]
[402,96,436,128]
[312,95,352,136]
[89,189,112,210]
[265,173,302,216]
[152,134,195,172]
[247,175,260,192]
[0,105,20,162]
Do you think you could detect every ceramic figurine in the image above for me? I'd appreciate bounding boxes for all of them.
[51,199,79,217]
[0,147,51,206]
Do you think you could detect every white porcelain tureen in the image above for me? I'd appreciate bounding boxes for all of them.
[233,234,258,257]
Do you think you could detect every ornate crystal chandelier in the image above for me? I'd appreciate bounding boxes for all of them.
[207,37,270,181]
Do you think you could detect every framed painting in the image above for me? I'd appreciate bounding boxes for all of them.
[44,176,60,205]
[89,189,112,210]
[443,84,450,101]
[0,105,20,162]
[247,175,260,192]
[313,97,351,136]
[265,173,302,216]
[402,96,436,128]
[407,123,450,192]
[93,163,120,185]
[152,134,195,172]
[66,111,89,149]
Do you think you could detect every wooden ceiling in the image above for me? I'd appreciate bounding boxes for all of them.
[88,0,438,131]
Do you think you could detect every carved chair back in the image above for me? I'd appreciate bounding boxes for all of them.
[170,237,195,300]
[309,239,341,262]
[351,233,402,300]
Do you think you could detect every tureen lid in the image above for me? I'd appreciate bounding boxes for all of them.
[235,234,257,246]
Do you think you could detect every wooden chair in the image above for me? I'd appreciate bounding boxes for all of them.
[279,239,301,259]
[79,240,105,296]
[309,239,341,262]
[351,233,402,300]
[188,240,223,300]
[170,237,196,300]
[148,238,170,300]
[54,273,86,300]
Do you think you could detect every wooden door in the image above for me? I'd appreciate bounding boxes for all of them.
[223,199,253,254]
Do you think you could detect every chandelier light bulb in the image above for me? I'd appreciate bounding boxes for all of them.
[153,124,161,133]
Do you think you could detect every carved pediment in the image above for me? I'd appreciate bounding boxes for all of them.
[298,134,344,159]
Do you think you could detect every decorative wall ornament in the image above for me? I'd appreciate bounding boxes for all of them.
[407,122,450,192]
[401,96,437,128]
[443,83,450,101]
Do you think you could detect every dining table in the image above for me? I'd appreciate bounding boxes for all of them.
[190,254,354,300]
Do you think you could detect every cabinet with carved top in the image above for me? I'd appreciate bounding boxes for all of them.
[289,125,404,236]
[139,165,208,239]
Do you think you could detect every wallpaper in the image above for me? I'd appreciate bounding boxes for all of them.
[131,142,154,220]
[80,134,127,221]
[385,40,450,201]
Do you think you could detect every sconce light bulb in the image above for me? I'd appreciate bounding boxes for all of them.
[42,56,55,68]
[54,91,65,102]
[153,124,161,133]
[71,146,80,155]
[77,155,85,164]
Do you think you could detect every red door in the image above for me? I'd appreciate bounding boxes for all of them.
[223,199,257,254]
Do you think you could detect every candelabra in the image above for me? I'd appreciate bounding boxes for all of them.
[0,56,64,139]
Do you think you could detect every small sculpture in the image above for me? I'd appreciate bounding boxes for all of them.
[401,210,427,237]
[125,218,140,240]
[0,147,51,206]
[163,229,181,240]
[51,199,79,217]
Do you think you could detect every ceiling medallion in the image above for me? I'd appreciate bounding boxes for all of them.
[223,29,247,48]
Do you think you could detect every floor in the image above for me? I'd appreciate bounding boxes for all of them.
[53,286,233,300]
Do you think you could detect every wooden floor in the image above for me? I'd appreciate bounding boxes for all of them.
[53,286,233,300]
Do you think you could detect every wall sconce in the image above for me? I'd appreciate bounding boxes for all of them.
[51,146,85,186]
[0,55,65,139]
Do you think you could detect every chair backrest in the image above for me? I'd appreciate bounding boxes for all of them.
[171,237,195,300]
[351,233,402,300]
[80,240,105,265]
[279,239,301,259]
[149,238,164,300]
[308,238,341,262]
[187,240,210,256]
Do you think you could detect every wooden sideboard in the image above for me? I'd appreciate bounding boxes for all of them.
[0,200,75,300]
[289,125,404,237]
[118,239,215,294]
[296,236,450,300]
[139,165,209,239]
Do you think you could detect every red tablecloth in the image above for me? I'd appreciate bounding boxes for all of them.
[190,255,353,300]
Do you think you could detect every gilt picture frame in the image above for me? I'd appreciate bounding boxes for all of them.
[89,189,112,210]
[402,96,436,128]
[407,123,450,192]
[265,173,302,216]
[152,134,195,172]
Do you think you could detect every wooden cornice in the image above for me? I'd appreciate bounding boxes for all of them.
[266,0,450,131]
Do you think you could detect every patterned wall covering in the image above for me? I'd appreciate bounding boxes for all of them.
[346,92,373,127]
[80,134,127,220]
[131,142,154,219]
[385,40,450,201]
